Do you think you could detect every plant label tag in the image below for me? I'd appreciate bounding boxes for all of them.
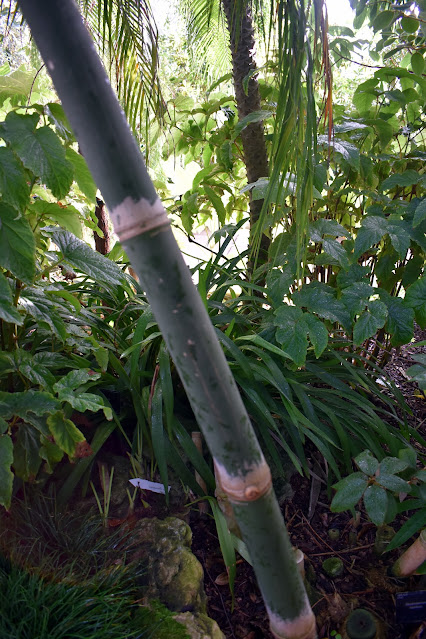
[129,478,171,494]
[396,591,426,623]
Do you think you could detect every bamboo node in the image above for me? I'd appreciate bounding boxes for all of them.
[214,459,272,503]
[110,195,170,241]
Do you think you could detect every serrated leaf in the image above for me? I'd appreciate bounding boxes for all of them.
[30,200,83,238]
[413,199,426,227]
[355,450,379,475]
[337,264,370,289]
[322,239,350,268]
[404,276,426,328]
[0,434,13,509]
[274,306,308,367]
[53,368,100,394]
[364,118,394,148]
[234,110,272,135]
[331,472,368,511]
[377,472,411,492]
[19,288,67,340]
[50,228,127,288]
[2,112,73,198]
[0,147,30,211]
[39,436,64,473]
[58,391,112,420]
[380,293,414,347]
[204,185,226,224]
[0,203,36,284]
[341,282,374,320]
[363,484,388,526]
[318,136,360,169]
[309,219,349,242]
[354,215,387,258]
[0,271,22,324]
[266,268,294,305]
[0,68,36,106]
[47,411,85,457]
[304,313,328,358]
[0,390,59,419]
[353,300,388,345]
[387,220,411,257]
[381,170,421,191]
[293,281,351,330]
[65,147,97,201]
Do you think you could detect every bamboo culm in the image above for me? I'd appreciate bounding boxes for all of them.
[18,1,316,636]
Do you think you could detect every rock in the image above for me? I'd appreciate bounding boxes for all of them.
[174,611,225,639]
[127,517,206,613]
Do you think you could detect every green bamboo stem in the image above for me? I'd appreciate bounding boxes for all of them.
[18,1,316,636]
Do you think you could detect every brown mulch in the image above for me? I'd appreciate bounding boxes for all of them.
[190,330,426,639]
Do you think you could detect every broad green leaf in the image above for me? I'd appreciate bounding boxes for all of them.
[0,204,36,284]
[2,112,73,198]
[411,52,425,76]
[381,170,421,191]
[401,16,419,33]
[50,228,127,288]
[45,102,73,140]
[406,363,426,390]
[0,147,30,211]
[380,456,409,475]
[274,306,308,367]
[413,199,426,227]
[322,239,350,268]
[364,118,393,148]
[0,417,7,434]
[384,89,406,105]
[47,410,85,457]
[12,422,42,481]
[377,473,411,492]
[354,215,387,258]
[380,293,414,347]
[305,313,328,358]
[309,219,348,242]
[0,390,59,419]
[372,10,395,30]
[30,200,83,238]
[363,484,388,526]
[58,391,112,420]
[293,282,351,330]
[387,220,411,257]
[39,435,64,473]
[353,88,377,113]
[204,185,226,224]
[404,276,426,328]
[219,140,233,171]
[0,434,13,509]
[398,448,417,469]
[234,110,272,135]
[0,68,37,106]
[6,349,55,389]
[318,136,359,169]
[337,264,370,289]
[331,472,368,511]
[341,282,373,320]
[266,268,294,305]
[354,450,379,476]
[65,147,97,201]
[0,271,22,324]
[53,368,100,394]
[353,301,388,345]
[19,288,67,340]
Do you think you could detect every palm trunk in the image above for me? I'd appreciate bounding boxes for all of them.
[18,1,316,637]
[221,0,270,268]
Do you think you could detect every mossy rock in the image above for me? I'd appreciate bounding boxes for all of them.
[126,517,206,613]
[174,611,225,639]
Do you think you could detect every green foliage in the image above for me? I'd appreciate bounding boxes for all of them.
[331,449,426,547]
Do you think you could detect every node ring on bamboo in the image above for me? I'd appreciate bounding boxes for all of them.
[214,458,272,503]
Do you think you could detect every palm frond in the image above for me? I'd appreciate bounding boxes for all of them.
[79,0,165,140]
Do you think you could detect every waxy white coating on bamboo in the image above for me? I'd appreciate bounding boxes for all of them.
[268,602,317,639]
[111,196,170,241]
[392,529,426,577]
[214,458,272,502]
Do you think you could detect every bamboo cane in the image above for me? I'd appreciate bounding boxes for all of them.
[18,2,316,636]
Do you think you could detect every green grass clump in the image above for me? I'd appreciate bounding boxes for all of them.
[0,554,188,639]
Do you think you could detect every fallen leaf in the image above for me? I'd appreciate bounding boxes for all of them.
[215,571,229,586]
